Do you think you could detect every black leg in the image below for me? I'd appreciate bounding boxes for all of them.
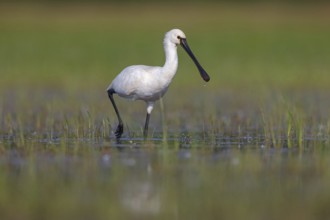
[143,113,150,139]
[107,89,123,139]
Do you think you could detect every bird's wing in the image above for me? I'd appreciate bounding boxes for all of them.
[109,65,162,98]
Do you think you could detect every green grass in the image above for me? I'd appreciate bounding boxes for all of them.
[1,3,330,220]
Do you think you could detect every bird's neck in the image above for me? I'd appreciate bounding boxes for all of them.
[162,42,178,79]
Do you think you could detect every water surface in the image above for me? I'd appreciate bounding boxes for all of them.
[1,135,329,220]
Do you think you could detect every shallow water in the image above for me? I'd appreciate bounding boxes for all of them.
[1,135,330,220]
[1,89,330,219]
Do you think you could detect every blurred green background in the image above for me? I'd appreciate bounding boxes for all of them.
[1,1,330,91]
[0,1,330,136]
[1,0,330,134]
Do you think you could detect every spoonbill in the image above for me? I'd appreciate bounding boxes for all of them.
[107,28,210,139]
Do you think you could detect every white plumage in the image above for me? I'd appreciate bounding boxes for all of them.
[109,65,169,101]
[107,29,210,139]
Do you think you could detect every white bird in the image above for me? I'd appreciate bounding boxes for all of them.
[107,28,210,139]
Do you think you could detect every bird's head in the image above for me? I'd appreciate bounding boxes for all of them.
[165,29,186,45]
[164,28,210,82]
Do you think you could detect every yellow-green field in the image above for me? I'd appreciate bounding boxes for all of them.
[1,3,330,220]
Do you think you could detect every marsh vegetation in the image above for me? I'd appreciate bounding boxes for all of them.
[0,3,330,219]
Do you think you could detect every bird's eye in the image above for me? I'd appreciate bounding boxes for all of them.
[177,36,181,39]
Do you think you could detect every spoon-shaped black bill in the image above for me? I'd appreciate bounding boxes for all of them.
[180,38,210,82]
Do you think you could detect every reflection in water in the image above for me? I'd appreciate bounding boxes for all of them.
[120,180,161,215]
[1,138,330,220]
[111,144,330,219]
[110,149,163,215]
